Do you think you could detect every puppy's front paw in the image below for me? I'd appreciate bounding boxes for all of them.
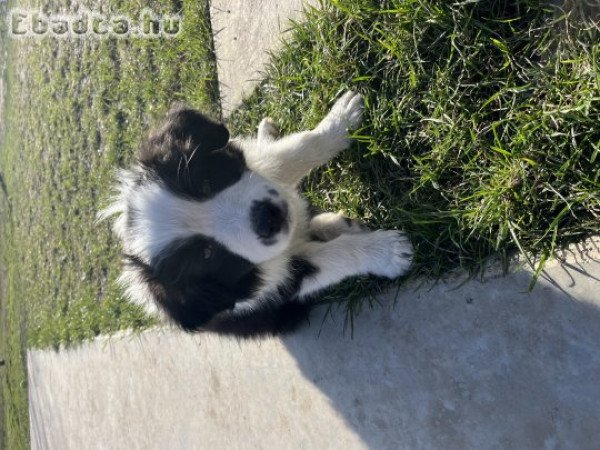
[315,91,364,149]
[365,230,413,279]
[257,117,280,141]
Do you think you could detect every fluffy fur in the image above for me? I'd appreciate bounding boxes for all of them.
[100,91,413,337]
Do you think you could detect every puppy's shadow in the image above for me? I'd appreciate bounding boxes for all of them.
[282,259,600,449]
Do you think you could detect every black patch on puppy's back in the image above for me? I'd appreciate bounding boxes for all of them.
[152,235,259,299]
[206,257,318,337]
[124,235,260,332]
[126,252,318,337]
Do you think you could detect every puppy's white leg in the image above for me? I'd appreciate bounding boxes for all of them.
[297,230,413,298]
[243,91,364,185]
[309,212,366,241]
[312,90,364,154]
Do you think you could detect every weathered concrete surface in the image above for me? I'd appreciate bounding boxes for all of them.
[210,0,316,116]
[28,328,367,450]
[28,241,600,450]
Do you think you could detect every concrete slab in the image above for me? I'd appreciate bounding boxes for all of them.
[28,243,600,450]
[209,0,316,116]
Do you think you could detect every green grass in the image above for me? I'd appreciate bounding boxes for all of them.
[0,0,219,447]
[1,0,599,447]
[228,0,600,312]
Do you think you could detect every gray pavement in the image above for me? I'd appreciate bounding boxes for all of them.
[28,244,600,449]
[209,0,316,116]
[27,1,600,449]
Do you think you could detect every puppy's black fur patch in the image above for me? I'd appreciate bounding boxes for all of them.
[125,252,316,336]
[206,258,318,337]
[139,107,246,201]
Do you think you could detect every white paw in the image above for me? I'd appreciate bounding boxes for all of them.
[365,230,413,279]
[315,91,364,149]
[257,117,279,141]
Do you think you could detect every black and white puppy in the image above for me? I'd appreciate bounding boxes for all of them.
[100,91,412,337]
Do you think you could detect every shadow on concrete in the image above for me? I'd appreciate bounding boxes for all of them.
[283,259,600,449]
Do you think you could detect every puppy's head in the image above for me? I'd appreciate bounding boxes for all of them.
[111,106,296,262]
[101,106,297,329]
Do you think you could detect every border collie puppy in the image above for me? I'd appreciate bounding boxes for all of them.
[100,91,412,337]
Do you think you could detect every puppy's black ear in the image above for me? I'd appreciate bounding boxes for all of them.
[149,237,254,331]
[139,106,229,165]
[165,106,229,153]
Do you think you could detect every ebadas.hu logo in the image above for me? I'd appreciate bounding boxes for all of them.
[5,8,182,38]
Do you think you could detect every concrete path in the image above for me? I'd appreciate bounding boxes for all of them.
[210,0,316,116]
[27,1,600,449]
[28,245,600,449]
